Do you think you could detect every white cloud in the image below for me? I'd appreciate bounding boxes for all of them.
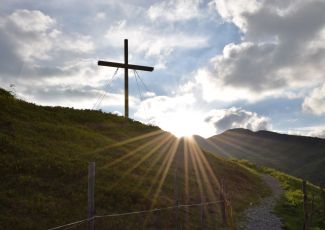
[205,107,270,133]
[287,126,325,138]
[148,0,202,22]
[309,129,325,138]
[302,84,325,115]
[61,35,94,53]
[8,9,56,32]
[135,94,197,120]
[143,91,156,98]
[105,20,208,68]
[214,0,261,31]
[0,9,94,64]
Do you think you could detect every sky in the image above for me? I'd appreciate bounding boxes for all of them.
[1,0,325,138]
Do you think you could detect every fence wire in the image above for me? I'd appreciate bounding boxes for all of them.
[48,200,223,230]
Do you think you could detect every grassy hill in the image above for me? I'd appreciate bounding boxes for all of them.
[0,88,270,229]
[198,128,325,186]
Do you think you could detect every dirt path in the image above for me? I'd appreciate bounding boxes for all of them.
[238,174,284,230]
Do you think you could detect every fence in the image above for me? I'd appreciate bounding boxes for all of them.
[48,162,234,230]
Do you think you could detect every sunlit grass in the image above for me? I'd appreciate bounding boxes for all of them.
[90,130,164,155]
[108,133,173,190]
[100,132,168,170]
[148,138,181,207]
[133,137,175,191]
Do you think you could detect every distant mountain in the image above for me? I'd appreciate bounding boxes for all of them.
[198,128,325,186]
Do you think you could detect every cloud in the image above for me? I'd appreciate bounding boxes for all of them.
[95,12,106,20]
[179,67,289,103]
[8,9,56,32]
[134,93,269,137]
[0,9,55,63]
[302,84,325,115]
[287,126,325,139]
[148,0,202,22]
[309,129,325,138]
[105,20,208,69]
[0,9,115,113]
[204,0,325,99]
[0,9,99,93]
[21,84,137,111]
[214,0,261,31]
[0,9,94,67]
[135,94,197,121]
[211,42,286,92]
[205,107,270,133]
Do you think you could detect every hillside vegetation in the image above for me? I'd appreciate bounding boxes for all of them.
[236,160,325,230]
[0,88,270,229]
[198,128,325,186]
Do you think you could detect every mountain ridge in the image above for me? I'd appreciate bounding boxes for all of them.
[196,128,325,186]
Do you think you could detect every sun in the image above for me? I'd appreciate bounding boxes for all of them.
[159,111,213,138]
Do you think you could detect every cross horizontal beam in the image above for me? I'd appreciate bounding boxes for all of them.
[98,61,154,72]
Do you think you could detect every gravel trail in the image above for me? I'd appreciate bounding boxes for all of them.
[238,174,284,230]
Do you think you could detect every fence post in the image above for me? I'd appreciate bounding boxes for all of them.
[302,180,308,230]
[320,188,325,217]
[226,198,236,230]
[88,162,95,230]
[174,167,179,230]
[200,196,205,230]
[219,183,227,226]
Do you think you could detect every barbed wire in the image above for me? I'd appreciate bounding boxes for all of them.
[48,200,224,230]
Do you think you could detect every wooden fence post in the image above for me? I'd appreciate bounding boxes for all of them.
[200,196,205,230]
[174,167,179,230]
[226,198,236,230]
[302,180,308,230]
[219,183,227,226]
[88,162,95,230]
[322,187,325,216]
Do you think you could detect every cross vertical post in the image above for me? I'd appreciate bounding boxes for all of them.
[124,39,129,118]
[97,39,154,119]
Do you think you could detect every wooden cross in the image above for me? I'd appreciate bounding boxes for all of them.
[98,39,154,118]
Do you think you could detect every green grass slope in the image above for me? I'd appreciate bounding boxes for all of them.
[206,128,325,186]
[0,88,269,229]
